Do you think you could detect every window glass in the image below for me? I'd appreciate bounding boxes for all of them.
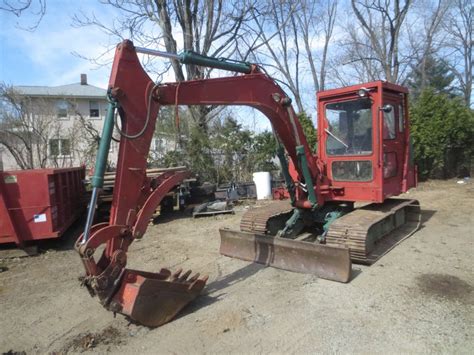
[383,152,397,178]
[61,139,71,156]
[89,101,100,117]
[398,104,404,132]
[49,139,71,156]
[325,98,372,156]
[332,160,373,181]
[49,139,59,156]
[56,100,68,118]
[383,105,396,139]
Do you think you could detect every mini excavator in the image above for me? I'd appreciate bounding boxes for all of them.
[76,40,420,327]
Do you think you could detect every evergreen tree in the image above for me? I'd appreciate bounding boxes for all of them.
[410,88,474,179]
[297,112,317,153]
[211,117,253,183]
[407,56,456,99]
[251,131,278,172]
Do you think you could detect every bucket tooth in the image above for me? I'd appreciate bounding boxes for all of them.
[110,268,208,327]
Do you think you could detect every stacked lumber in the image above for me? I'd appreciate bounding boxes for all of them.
[102,166,188,189]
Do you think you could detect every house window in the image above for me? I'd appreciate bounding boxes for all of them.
[89,101,100,118]
[56,100,69,119]
[49,139,71,156]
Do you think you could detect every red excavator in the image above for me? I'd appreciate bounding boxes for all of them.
[76,40,420,327]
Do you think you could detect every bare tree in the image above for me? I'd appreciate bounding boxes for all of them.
[64,108,102,169]
[73,0,258,129]
[340,26,385,83]
[0,0,46,30]
[443,0,473,107]
[296,0,338,92]
[0,84,103,170]
[403,0,450,90]
[0,84,58,169]
[244,0,338,113]
[245,0,305,112]
[344,0,412,83]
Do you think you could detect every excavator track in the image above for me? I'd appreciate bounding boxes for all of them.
[236,198,421,266]
[325,198,421,264]
[240,200,294,235]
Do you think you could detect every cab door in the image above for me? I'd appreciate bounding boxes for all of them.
[381,91,406,198]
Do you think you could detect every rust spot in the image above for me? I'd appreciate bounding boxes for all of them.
[416,273,473,305]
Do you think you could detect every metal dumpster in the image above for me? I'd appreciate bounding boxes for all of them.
[0,167,86,246]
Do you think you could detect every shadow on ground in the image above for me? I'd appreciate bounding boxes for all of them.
[177,263,265,319]
[419,209,437,230]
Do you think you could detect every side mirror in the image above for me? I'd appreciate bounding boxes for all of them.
[381,104,393,113]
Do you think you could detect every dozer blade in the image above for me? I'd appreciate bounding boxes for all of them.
[219,228,351,283]
[109,268,208,327]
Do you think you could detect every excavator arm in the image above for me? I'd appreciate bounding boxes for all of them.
[109,40,321,206]
[76,40,347,328]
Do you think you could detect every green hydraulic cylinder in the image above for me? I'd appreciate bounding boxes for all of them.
[296,145,317,207]
[82,98,117,243]
[90,100,117,189]
[135,46,252,74]
[180,51,252,74]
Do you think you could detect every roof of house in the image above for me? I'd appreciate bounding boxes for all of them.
[14,83,107,99]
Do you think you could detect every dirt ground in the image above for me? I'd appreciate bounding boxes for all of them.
[0,179,473,354]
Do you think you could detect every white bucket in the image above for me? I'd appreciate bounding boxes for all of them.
[253,171,272,200]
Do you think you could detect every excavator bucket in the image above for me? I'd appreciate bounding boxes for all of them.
[219,228,352,283]
[108,268,208,327]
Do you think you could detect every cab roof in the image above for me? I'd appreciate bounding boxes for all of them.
[317,80,408,100]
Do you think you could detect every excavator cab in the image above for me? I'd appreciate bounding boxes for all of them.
[317,81,417,204]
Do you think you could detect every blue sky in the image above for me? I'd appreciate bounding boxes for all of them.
[0,0,118,88]
[0,1,283,132]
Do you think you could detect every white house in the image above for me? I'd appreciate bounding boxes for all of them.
[0,74,119,171]
[0,74,178,172]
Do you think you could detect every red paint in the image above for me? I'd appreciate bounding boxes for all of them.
[0,167,86,246]
[317,81,416,203]
[272,187,290,200]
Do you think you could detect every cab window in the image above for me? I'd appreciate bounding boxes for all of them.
[383,104,396,139]
[325,98,373,156]
[398,104,404,132]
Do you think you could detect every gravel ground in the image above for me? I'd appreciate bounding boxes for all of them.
[0,179,473,354]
